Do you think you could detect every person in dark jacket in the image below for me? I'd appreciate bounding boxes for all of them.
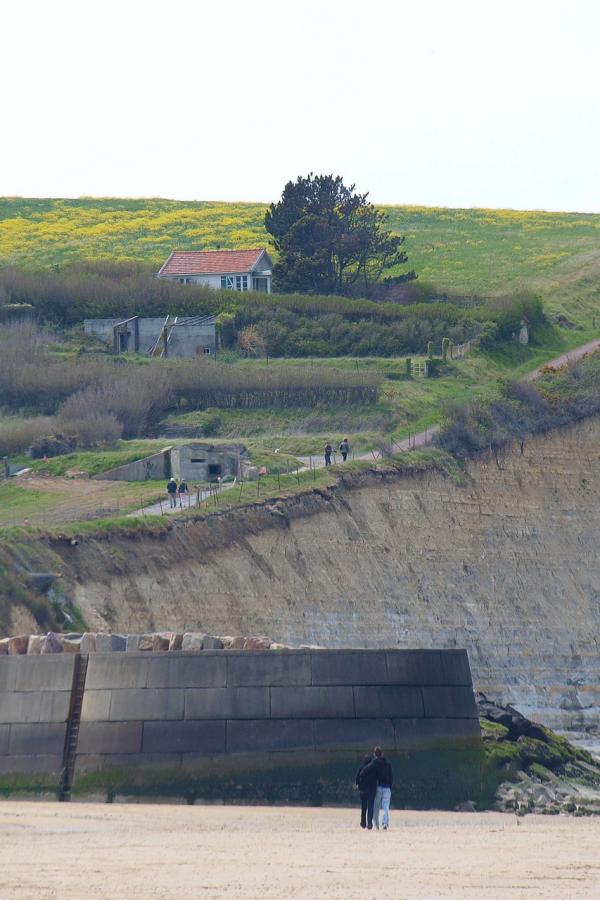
[166,477,178,508]
[355,755,377,829]
[324,442,333,466]
[361,746,394,830]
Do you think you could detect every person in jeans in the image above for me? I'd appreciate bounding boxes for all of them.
[324,442,333,466]
[354,754,377,829]
[166,477,178,508]
[361,746,394,830]
[339,438,350,461]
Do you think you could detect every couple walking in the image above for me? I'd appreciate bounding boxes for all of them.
[355,746,393,831]
[324,438,350,466]
[166,476,188,508]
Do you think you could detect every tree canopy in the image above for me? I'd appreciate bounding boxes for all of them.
[264,173,415,296]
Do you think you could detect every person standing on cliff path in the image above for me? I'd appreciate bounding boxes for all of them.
[355,754,377,829]
[339,438,350,462]
[167,476,178,508]
[324,442,333,466]
[177,477,189,507]
[361,746,394,830]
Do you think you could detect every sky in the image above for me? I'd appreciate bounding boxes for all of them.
[1,0,599,211]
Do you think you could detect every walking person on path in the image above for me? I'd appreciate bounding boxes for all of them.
[339,438,350,462]
[324,442,333,466]
[177,477,189,508]
[355,754,377,829]
[166,476,178,509]
[361,746,394,830]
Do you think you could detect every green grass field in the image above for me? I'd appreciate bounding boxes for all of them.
[1,198,599,325]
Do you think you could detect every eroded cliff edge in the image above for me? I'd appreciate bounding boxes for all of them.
[23,417,600,743]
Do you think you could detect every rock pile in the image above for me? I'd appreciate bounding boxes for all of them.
[0,631,322,655]
[477,692,600,815]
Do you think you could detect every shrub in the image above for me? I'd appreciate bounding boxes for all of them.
[0,416,57,456]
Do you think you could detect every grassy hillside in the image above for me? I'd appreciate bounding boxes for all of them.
[1,198,599,325]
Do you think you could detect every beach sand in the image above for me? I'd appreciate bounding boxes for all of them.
[0,802,599,898]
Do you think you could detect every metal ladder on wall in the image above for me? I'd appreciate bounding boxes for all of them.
[58,653,89,802]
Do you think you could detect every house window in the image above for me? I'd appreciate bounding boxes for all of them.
[253,276,268,293]
[220,275,248,291]
[179,277,190,284]
[203,346,211,354]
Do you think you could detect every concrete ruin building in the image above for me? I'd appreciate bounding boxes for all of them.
[83,315,216,358]
[94,443,249,483]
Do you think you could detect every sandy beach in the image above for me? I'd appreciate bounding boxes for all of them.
[0,802,599,899]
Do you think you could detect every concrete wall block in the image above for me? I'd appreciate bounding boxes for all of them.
[80,690,112,723]
[74,753,181,774]
[77,721,143,755]
[184,687,269,720]
[385,651,445,685]
[353,685,425,719]
[142,720,226,754]
[45,691,72,723]
[311,651,389,685]
[146,655,227,689]
[270,686,354,719]
[0,723,10,754]
[421,686,478,719]
[439,650,473,686]
[86,655,148,690]
[0,691,43,724]
[393,717,482,750]
[227,652,311,687]
[0,754,63,775]
[13,655,76,692]
[227,719,314,753]
[0,659,17,692]
[8,723,66,757]
[313,718,396,750]
[109,689,185,721]
[95,634,126,652]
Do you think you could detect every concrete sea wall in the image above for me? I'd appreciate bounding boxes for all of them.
[0,649,481,806]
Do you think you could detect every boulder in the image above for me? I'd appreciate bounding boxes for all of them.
[243,636,273,650]
[138,635,155,652]
[168,633,183,651]
[80,633,97,653]
[228,635,272,650]
[270,642,291,650]
[41,632,63,654]
[0,638,9,655]
[152,634,170,652]
[219,636,235,649]
[8,635,29,655]
[126,635,144,652]
[96,633,126,652]
[27,635,45,655]
[201,635,224,650]
[60,637,81,654]
[181,633,206,652]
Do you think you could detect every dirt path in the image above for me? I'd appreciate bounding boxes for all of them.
[0,803,599,899]
[523,335,600,381]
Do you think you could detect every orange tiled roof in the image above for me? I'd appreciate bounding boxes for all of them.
[158,248,266,277]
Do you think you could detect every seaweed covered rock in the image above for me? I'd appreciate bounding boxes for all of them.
[477,692,600,815]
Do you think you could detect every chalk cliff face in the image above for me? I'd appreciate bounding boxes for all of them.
[54,418,600,744]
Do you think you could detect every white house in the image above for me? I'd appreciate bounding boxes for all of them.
[157,248,273,293]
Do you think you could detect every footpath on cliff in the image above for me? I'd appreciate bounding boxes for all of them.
[128,335,600,518]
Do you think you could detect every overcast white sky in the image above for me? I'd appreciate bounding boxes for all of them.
[1,0,599,211]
